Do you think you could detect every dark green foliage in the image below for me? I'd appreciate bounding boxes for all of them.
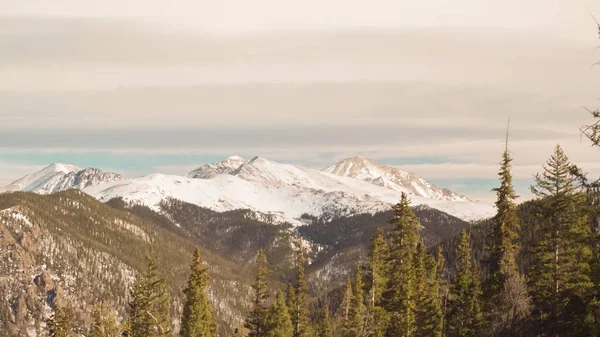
[528,145,594,336]
[245,249,271,337]
[383,193,420,337]
[447,230,482,337]
[485,142,531,336]
[342,266,366,337]
[414,243,444,337]
[180,247,216,337]
[48,303,73,337]
[267,291,294,337]
[365,228,391,337]
[316,303,333,337]
[293,244,311,337]
[129,251,172,337]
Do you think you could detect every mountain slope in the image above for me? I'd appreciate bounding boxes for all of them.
[323,156,467,201]
[1,163,123,194]
[0,191,258,336]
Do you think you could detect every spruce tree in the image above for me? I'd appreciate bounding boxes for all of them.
[383,193,420,337]
[317,304,333,337]
[529,144,594,336]
[47,303,73,337]
[267,291,294,337]
[245,249,271,337]
[365,228,391,337]
[180,247,216,337]
[486,137,530,335]
[414,243,444,337]
[344,266,366,337]
[293,243,311,337]
[90,303,122,337]
[341,278,353,322]
[447,230,482,337]
[129,251,171,337]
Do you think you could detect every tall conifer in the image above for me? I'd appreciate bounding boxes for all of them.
[180,247,216,337]
[486,131,530,335]
[245,249,271,337]
[129,251,171,337]
[529,145,594,336]
[383,193,420,337]
[447,230,482,337]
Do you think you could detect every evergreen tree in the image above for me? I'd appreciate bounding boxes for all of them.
[447,230,482,337]
[129,251,172,337]
[414,243,444,337]
[341,278,353,322]
[293,243,311,337]
[383,193,420,337]
[267,291,293,337]
[344,266,366,337]
[529,145,594,336]
[285,283,297,327]
[365,228,391,337]
[180,247,216,337]
[245,249,271,337]
[486,136,530,336]
[47,303,73,337]
[435,247,449,337]
[90,303,122,337]
[317,304,333,337]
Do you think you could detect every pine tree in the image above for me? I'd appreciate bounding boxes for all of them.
[435,247,449,337]
[293,243,311,337]
[486,135,530,336]
[529,144,594,336]
[344,266,366,337]
[341,278,353,322]
[129,250,172,337]
[180,247,216,337]
[317,304,333,337]
[447,230,482,337]
[267,291,293,337]
[285,283,297,327]
[90,303,122,337]
[245,249,271,337]
[47,303,73,337]
[414,243,444,337]
[383,193,420,337]
[365,228,391,337]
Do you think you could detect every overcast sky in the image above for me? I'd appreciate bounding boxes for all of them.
[2,0,600,201]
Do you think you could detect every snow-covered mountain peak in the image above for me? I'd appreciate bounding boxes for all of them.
[187,156,247,179]
[1,164,123,195]
[46,163,81,174]
[323,157,468,202]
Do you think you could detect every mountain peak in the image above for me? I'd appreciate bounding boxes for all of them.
[323,157,468,202]
[44,163,81,174]
[1,164,122,194]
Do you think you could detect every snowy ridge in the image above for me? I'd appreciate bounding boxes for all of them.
[323,157,468,201]
[0,164,123,194]
[187,156,247,179]
[2,157,495,223]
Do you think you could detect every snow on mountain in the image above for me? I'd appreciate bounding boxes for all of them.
[323,157,468,201]
[0,163,123,194]
[2,157,495,223]
[187,156,247,179]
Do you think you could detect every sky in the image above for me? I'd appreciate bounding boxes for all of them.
[2,0,600,202]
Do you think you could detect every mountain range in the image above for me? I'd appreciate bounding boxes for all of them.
[0,156,494,222]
